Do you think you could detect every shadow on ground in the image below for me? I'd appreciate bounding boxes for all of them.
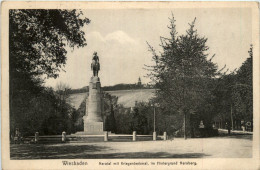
[215,134,252,140]
[86,152,208,159]
[11,144,109,159]
[10,144,208,159]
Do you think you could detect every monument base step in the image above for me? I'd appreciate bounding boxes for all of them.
[72,131,115,135]
[69,136,105,142]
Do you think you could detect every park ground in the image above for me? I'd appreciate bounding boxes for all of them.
[10,135,252,159]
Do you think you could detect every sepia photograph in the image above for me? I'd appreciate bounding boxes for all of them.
[1,1,259,169]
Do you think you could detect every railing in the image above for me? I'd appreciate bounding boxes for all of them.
[12,131,168,144]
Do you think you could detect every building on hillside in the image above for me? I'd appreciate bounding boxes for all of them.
[137,77,142,87]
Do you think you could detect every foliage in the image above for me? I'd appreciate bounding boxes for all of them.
[112,102,152,135]
[9,9,90,136]
[112,101,184,136]
[131,102,150,134]
[146,15,219,138]
[103,93,117,132]
[212,45,253,130]
[10,9,90,78]
[74,97,86,131]
[232,45,253,122]
[113,105,133,134]
[11,86,77,136]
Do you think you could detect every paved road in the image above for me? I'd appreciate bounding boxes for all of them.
[10,135,252,159]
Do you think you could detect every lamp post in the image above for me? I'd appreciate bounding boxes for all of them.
[151,103,159,141]
[153,106,156,132]
[151,103,159,132]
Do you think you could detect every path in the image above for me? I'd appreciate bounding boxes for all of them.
[10,135,252,159]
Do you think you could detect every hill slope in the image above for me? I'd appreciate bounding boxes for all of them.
[68,89,156,109]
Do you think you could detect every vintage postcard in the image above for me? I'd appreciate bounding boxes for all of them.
[1,1,259,170]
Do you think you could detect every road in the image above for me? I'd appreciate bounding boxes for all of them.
[10,135,252,159]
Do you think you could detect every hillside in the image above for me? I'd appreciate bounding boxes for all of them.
[68,89,156,109]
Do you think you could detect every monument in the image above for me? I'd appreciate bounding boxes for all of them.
[76,52,104,135]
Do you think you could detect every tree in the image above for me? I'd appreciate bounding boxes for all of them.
[232,45,253,128]
[212,72,236,129]
[113,106,133,134]
[10,9,90,78]
[56,82,71,110]
[131,102,150,134]
[40,88,76,135]
[212,45,253,131]
[9,9,90,136]
[103,93,117,133]
[146,15,219,139]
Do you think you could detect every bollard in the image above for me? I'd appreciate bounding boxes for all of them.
[104,131,108,142]
[153,132,156,141]
[163,132,167,141]
[35,132,39,143]
[133,131,136,141]
[62,131,66,142]
[242,126,245,133]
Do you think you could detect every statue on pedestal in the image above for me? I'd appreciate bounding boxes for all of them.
[74,51,104,135]
[91,52,100,77]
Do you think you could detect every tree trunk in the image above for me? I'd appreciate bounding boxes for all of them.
[231,104,234,130]
[184,112,187,140]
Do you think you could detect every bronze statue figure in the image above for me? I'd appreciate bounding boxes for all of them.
[91,52,100,77]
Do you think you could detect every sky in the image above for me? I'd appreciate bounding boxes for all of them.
[44,8,252,89]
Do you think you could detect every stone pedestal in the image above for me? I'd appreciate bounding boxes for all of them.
[82,76,104,135]
[83,118,103,134]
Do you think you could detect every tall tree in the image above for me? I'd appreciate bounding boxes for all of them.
[10,9,90,79]
[146,15,218,139]
[212,45,253,131]
[232,45,253,125]
[9,9,90,135]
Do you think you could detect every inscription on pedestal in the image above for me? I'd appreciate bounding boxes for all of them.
[84,122,103,133]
